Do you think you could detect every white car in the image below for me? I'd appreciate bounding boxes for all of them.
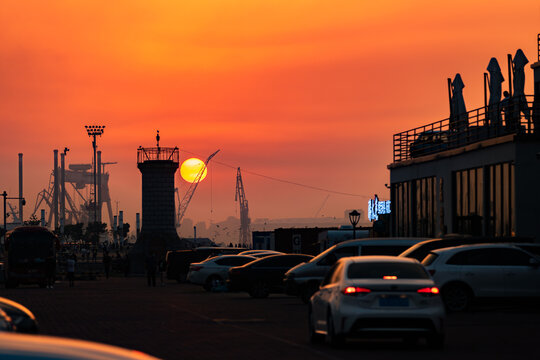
[0,332,158,360]
[309,256,445,348]
[187,255,256,291]
[422,243,540,312]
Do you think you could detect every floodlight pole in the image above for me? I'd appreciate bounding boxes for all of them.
[85,126,105,230]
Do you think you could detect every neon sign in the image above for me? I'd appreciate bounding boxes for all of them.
[368,194,391,222]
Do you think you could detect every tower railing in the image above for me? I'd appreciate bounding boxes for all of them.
[137,147,179,164]
[393,95,538,162]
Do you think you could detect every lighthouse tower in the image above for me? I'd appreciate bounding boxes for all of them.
[137,131,182,256]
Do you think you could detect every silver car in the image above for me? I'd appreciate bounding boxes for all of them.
[309,256,445,348]
[187,255,256,291]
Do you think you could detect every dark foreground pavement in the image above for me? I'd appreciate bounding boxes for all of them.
[2,277,540,360]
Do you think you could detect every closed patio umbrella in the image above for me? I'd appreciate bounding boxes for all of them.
[450,74,468,131]
[487,57,504,125]
[512,49,530,121]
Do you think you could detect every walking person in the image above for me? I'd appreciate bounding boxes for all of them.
[145,252,157,287]
[158,256,167,286]
[103,251,111,279]
[45,255,56,288]
[67,254,76,287]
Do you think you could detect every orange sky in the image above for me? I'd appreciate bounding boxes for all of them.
[0,1,539,231]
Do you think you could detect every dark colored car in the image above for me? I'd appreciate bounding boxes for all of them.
[0,297,39,333]
[166,247,247,282]
[228,254,313,298]
[399,236,534,262]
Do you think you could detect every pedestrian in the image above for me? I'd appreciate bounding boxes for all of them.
[145,252,157,287]
[103,251,111,279]
[67,254,76,287]
[45,255,56,289]
[158,256,167,286]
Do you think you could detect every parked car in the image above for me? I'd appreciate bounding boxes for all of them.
[0,297,39,333]
[166,247,247,282]
[422,243,540,312]
[399,236,534,262]
[187,255,256,291]
[0,332,159,359]
[228,254,313,298]
[309,256,445,348]
[238,250,284,258]
[284,238,428,303]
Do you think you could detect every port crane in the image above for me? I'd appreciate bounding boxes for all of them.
[176,150,220,227]
[235,167,251,248]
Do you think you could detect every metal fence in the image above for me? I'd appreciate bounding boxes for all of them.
[393,95,539,162]
[137,147,179,163]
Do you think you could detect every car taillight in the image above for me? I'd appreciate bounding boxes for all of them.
[417,287,440,296]
[428,269,436,276]
[190,265,202,272]
[342,286,371,296]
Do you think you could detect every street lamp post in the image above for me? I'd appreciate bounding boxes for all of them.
[85,125,105,225]
[2,191,25,238]
[349,210,361,240]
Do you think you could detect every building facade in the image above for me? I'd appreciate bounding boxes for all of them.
[389,50,540,241]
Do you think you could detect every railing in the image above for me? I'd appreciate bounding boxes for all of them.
[137,147,179,164]
[393,95,538,162]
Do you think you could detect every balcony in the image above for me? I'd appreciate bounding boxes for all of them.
[137,146,179,164]
[393,95,539,162]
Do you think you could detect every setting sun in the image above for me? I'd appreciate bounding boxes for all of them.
[180,158,208,183]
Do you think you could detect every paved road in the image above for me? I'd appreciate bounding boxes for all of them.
[2,278,540,360]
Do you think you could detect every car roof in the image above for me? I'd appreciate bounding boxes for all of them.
[0,333,158,360]
[334,237,430,248]
[431,243,524,254]
[339,255,420,265]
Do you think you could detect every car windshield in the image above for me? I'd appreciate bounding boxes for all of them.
[347,262,429,279]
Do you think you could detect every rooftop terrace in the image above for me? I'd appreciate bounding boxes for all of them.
[392,95,539,163]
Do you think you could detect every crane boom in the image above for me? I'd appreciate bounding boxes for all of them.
[176,149,220,227]
[235,167,251,248]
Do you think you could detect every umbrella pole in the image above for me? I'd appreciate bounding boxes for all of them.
[507,54,513,97]
[484,73,489,108]
[447,78,453,118]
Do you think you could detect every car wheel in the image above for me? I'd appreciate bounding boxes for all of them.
[427,332,445,349]
[325,310,344,346]
[204,275,224,292]
[442,283,472,312]
[249,281,269,298]
[308,306,324,344]
[301,282,319,304]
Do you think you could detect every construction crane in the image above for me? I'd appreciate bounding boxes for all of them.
[235,167,251,248]
[176,149,220,227]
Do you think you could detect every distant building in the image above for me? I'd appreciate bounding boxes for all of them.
[252,231,275,250]
[388,47,540,241]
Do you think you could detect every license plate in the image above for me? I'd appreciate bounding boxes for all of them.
[379,296,409,307]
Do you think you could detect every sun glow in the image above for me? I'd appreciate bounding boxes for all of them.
[180,158,207,183]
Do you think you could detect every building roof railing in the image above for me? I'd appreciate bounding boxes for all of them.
[137,146,179,164]
[392,95,538,163]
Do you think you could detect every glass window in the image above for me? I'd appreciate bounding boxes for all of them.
[496,248,532,266]
[347,262,429,279]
